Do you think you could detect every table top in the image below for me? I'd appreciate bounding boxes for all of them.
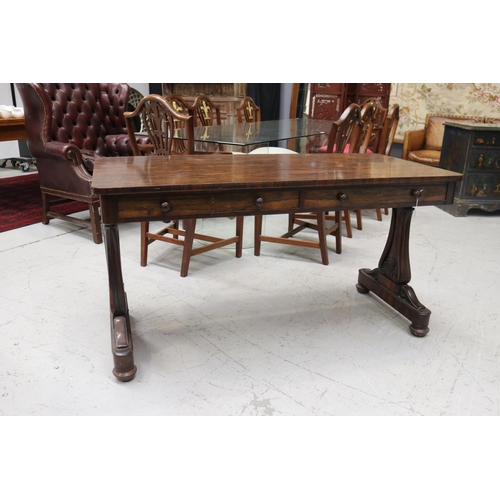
[92,153,463,195]
[181,118,333,147]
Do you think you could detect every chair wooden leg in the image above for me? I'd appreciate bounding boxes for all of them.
[334,211,342,254]
[384,208,389,215]
[254,214,263,256]
[376,208,382,221]
[89,200,102,244]
[41,192,50,224]
[180,219,196,278]
[235,216,244,258]
[355,210,363,230]
[172,220,179,239]
[257,211,343,265]
[288,213,295,232]
[343,211,353,238]
[140,221,149,267]
[316,212,329,265]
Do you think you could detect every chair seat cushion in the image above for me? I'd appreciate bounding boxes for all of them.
[105,135,133,156]
[408,149,441,166]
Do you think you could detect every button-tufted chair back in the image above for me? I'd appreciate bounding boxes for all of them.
[16,83,146,244]
[22,83,132,164]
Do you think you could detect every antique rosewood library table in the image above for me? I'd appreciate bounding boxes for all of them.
[92,153,462,381]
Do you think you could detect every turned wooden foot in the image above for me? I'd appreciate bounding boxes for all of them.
[409,323,429,337]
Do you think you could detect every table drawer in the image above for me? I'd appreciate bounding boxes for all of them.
[301,184,450,209]
[114,189,300,221]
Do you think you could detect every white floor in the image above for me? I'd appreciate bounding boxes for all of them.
[0,165,499,416]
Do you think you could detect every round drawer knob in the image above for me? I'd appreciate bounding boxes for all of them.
[338,193,348,202]
[256,197,264,207]
[161,202,171,213]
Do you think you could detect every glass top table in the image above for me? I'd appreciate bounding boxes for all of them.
[176,117,333,152]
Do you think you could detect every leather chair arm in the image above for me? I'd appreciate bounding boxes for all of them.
[43,141,82,161]
[42,141,92,181]
[402,129,426,160]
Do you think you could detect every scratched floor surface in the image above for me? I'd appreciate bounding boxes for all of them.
[1,200,499,416]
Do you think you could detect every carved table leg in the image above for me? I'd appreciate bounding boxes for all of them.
[356,207,431,337]
[103,223,137,381]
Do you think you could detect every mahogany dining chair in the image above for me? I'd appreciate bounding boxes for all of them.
[125,94,244,277]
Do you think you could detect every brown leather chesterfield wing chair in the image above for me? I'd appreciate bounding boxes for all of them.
[16,83,150,244]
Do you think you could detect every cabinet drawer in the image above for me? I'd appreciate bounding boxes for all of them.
[301,184,450,209]
[461,173,500,200]
[472,131,500,147]
[468,150,500,171]
[114,189,300,221]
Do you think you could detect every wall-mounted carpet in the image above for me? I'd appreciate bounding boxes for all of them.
[0,173,87,233]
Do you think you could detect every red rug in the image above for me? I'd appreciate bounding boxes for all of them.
[0,173,88,233]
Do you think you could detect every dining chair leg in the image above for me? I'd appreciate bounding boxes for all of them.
[335,211,342,254]
[316,212,329,265]
[343,211,353,238]
[254,214,263,256]
[172,220,179,239]
[180,219,196,278]
[235,216,244,258]
[140,221,149,267]
[41,192,50,224]
[355,210,363,230]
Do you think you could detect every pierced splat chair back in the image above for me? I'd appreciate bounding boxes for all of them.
[236,96,261,124]
[325,103,363,154]
[377,104,400,156]
[359,98,389,152]
[368,98,389,130]
[163,94,196,154]
[192,94,224,152]
[193,94,222,127]
[355,100,377,154]
[124,94,194,157]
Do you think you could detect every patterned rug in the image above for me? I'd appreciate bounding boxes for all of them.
[0,173,88,233]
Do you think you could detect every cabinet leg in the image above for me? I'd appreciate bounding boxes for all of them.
[356,207,431,337]
[103,224,137,381]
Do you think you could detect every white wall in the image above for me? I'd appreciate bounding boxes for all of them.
[128,83,149,97]
[280,83,292,120]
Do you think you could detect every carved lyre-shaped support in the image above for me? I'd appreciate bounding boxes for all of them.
[356,207,431,337]
[103,224,137,381]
